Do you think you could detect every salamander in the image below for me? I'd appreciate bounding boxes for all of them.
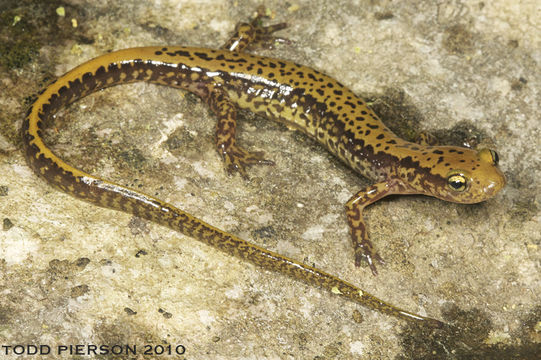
[21,12,506,328]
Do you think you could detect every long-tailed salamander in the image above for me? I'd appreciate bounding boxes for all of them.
[22,12,506,328]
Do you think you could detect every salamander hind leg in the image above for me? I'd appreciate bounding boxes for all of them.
[207,88,274,178]
[345,181,402,275]
[222,8,288,52]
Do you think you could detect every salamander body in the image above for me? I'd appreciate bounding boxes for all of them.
[22,13,505,327]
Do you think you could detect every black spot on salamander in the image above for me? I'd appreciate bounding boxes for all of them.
[82,71,95,85]
[333,90,343,95]
[296,71,305,78]
[444,163,450,166]
[307,73,317,81]
[366,124,379,129]
[226,57,248,63]
[433,149,444,154]
[269,62,276,68]
[272,103,283,113]
[344,101,355,108]
[268,72,275,78]
[58,85,68,97]
[365,130,371,135]
[329,101,336,107]
[37,110,46,122]
[194,52,213,61]
[95,65,107,78]
[257,60,266,67]
[257,68,263,75]
[457,150,464,154]
[411,146,420,151]
[448,149,457,153]
[47,92,61,110]
[278,61,286,68]
[216,54,225,60]
[355,116,365,121]
[437,156,445,164]
[107,63,118,72]
[167,50,191,57]
[361,110,368,115]
[316,89,324,96]
[154,51,163,55]
[376,134,385,140]
[161,47,168,51]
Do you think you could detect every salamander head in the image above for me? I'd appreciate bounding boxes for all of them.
[406,147,506,204]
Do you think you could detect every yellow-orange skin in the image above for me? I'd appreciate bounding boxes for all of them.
[21,16,505,328]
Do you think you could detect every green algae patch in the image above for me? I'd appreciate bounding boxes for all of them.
[0,0,89,69]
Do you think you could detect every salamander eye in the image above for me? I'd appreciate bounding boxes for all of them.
[447,174,467,192]
[490,150,499,165]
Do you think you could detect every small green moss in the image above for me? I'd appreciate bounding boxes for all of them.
[0,0,87,70]
[0,8,39,68]
[0,38,40,69]
[55,6,65,17]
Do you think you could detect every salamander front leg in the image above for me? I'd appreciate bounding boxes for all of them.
[222,8,288,52]
[345,181,401,275]
[207,88,274,178]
